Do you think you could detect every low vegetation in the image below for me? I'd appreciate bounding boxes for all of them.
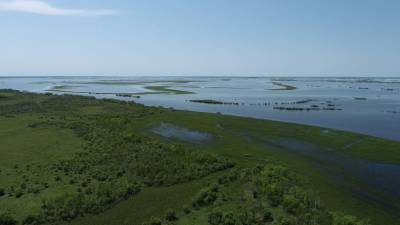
[0,89,399,225]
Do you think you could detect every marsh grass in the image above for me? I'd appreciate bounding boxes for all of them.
[0,89,398,225]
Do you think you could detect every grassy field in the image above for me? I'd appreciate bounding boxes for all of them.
[0,89,399,225]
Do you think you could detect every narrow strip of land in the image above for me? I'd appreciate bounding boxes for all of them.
[267,82,297,90]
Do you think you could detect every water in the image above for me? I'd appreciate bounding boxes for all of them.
[1,76,399,140]
[266,137,400,212]
[269,138,400,196]
[151,123,213,144]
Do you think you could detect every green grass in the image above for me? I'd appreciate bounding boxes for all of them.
[0,115,83,168]
[0,89,399,225]
[130,110,400,224]
[68,172,223,225]
[0,114,84,220]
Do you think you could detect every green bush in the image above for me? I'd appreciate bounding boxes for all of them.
[282,194,301,214]
[14,189,23,198]
[165,209,178,221]
[237,211,257,225]
[182,205,191,214]
[142,217,162,225]
[208,211,223,225]
[0,212,17,225]
[332,213,371,225]
[22,215,43,225]
[262,211,274,222]
[192,185,219,208]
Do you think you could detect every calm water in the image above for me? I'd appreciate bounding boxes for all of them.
[1,76,400,140]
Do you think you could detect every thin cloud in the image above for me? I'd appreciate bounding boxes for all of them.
[0,0,118,16]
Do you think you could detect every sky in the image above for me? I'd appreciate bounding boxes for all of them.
[0,0,399,77]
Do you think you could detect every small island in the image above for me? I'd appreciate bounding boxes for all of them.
[267,82,297,91]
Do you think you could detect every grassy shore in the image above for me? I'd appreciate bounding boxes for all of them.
[0,89,399,225]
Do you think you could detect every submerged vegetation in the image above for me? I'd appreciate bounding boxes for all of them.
[0,89,399,225]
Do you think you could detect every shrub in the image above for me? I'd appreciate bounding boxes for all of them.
[282,194,301,214]
[142,217,162,225]
[279,217,293,225]
[20,183,27,190]
[208,211,223,225]
[182,205,191,214]
[165,209,178,221]
[222,213,236,225]
[14,189,23,198]
[0,212,17,225]
[192,185,219,208]
[22,215,43,225]
[271,217,294,225]
[332,213,371,225]
[263,211,274,222]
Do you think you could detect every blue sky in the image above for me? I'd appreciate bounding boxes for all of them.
[0,0,399,76]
